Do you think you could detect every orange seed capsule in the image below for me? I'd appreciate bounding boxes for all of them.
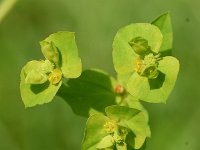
[115,84,124,94]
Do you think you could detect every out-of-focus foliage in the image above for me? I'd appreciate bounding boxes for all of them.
[0,0,200,150]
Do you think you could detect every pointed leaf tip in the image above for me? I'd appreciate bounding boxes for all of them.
[152,12,173,55]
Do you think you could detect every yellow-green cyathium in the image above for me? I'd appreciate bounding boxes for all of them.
[82,105,150,150]
[20,31,82,107]
[112,13,179,103]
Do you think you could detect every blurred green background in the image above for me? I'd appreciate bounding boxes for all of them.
[0,0,199,149]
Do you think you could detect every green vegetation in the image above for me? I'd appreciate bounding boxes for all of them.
[20,13,179,150]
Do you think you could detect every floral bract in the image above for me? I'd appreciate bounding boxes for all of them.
[20,31,82,107]
[113,21,179,103]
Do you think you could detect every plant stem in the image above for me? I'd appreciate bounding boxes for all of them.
[0,0,17,23]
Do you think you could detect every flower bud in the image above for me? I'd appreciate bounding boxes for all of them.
[25,70,48,84]
[134,53,160,79]
[114,84,124,94]
[41,60,54,73]
[129,37,150,55]
[142,65,159,79]
[40,41,60,65]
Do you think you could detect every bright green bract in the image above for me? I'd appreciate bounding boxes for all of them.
[20,31,82,107]
[82,106,150,150]
[126,56,179,103]
[20,68,62,107]
[112,20,179,103]
[82,114,110,150]
[112,23,163,74]
[106,106,150,149]
[42,31,82,78]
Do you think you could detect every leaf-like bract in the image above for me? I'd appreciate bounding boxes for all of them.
[42,31,82,78]
[105,106,150,149]
[20,61,61,107]
[112,23,163,74]
[127,56,179,103]
[82,114,110,150]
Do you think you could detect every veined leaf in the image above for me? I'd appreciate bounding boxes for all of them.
[57,69,117,117]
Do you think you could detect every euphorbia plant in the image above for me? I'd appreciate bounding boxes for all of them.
[20,13,179,150]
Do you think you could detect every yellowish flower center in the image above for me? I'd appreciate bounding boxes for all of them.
[134,53,160,79]
[48,69,62,85]
[104,120,117,134]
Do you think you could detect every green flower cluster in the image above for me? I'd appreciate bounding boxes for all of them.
[20,13,179,150]
[20,32,81,107]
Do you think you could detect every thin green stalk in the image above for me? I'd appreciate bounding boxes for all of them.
[0,0,17,23]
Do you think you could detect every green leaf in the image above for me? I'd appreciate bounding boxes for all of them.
[57,69,117,117]
[125,96,150,150]
[126,113,149,149]
[117,73,133,89]
[125,95,149,125]
[20,61,61,107]
[82,106,149,150]
[127,56,179,103]
[126,139,147,150]
[116,143,127,150]
[105,106,140,126]
[105,106,149,149]
[96,135,114,149]
[42,31,82,78]
[106,106,150,149]
[112,23,163,74]
[82,114,110,150]
[152,12,173,55]
[126,131,136,149]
